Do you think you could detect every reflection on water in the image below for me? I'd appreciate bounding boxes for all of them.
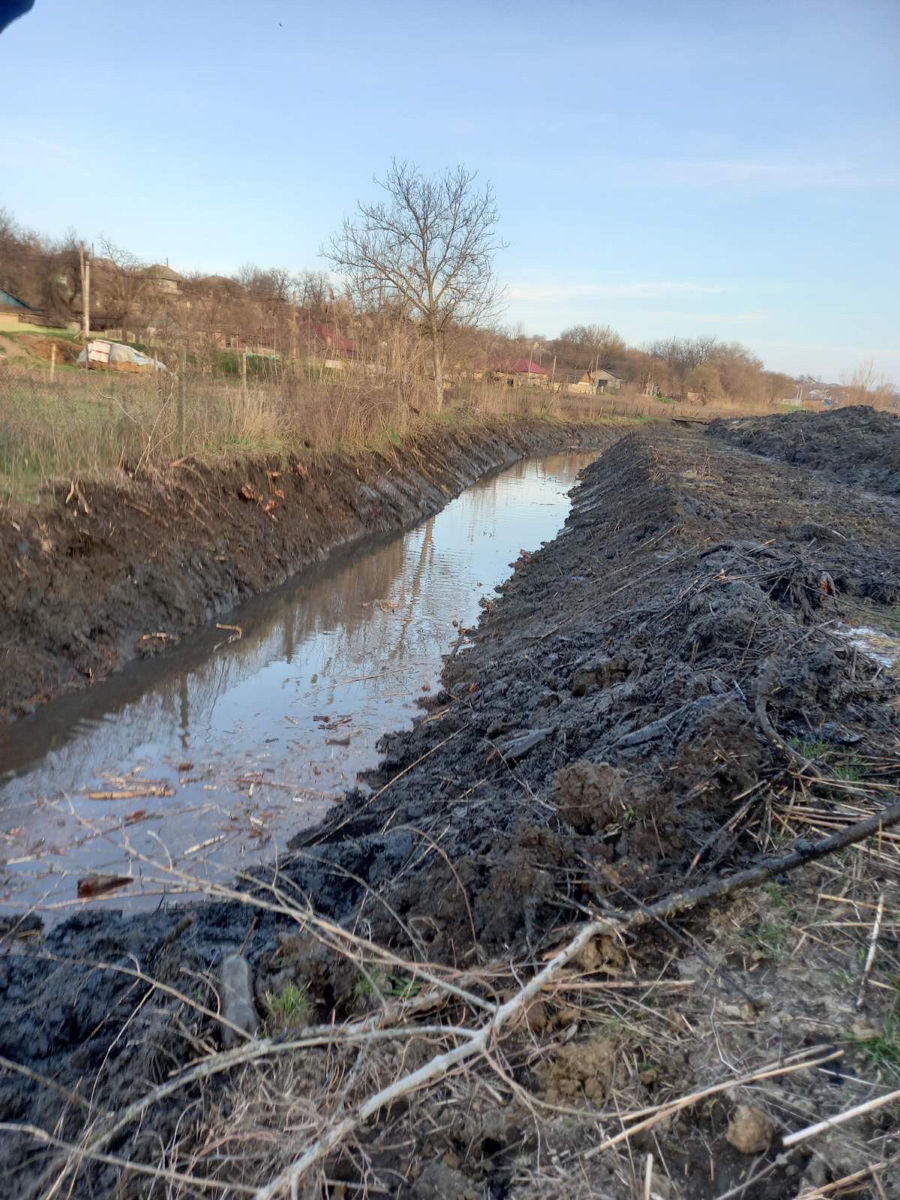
[0,452,599,918]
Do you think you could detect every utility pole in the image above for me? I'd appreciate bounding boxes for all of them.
[79,241,91,349]
[177,344,186,455]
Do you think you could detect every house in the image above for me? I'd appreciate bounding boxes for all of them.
[0,288,30,310]
[562,368,623,396]
[0,289,65,331]
[146,264,184,296]
[566,371,596,395]
[313,323,356,358]
[589,368,622,394]
[491,357,550,387]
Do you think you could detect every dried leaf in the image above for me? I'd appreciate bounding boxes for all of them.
[77,874,132,899]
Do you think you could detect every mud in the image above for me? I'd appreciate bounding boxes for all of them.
[0,417,615,719]
[710,404,900,496]
[1,411,899,1197]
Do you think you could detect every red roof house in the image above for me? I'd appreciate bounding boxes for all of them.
[491,357,550,376]
[314,324,356,357]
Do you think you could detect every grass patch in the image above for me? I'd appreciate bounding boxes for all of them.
[265,982,311,1029]
[832,762,866,783]
[761,883,787,908]
[0,366,645,505]
[354,970,423,1003]
[854,1011,900,1085]
[743,919,787,961]
[788,736,832,760]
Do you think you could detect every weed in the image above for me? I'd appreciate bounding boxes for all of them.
[762,883,786,908]
[832,762,866,783]
[855,1013,900,1085]
[387,975,423,999]
[788,736,832,760]
[353,969,422,1002]
[353,968,389,1002]
[265,982,311,1028]
[744,919,786,961]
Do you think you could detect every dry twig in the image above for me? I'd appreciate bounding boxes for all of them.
[781,1088,900,1149]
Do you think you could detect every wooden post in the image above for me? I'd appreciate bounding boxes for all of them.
[79,241,90,350]
[241,348,248,397]
[177,346,186,455]
[50,342,56,382]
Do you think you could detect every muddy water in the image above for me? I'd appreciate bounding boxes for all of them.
[0,452,599,921]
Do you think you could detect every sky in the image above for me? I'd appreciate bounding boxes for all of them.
[1,0,898,383]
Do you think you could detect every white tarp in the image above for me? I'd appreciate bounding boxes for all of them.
[77,340,168,371]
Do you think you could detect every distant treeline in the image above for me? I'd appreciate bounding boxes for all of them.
[1,208,894,408]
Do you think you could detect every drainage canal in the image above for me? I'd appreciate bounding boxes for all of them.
[0,451,600,920]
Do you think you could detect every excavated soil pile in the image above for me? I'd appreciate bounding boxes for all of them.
[710,404,900,496]
[0,417,614,718]
[1,420,899,1198]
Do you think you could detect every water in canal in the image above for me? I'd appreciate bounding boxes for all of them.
[0,452,599,920]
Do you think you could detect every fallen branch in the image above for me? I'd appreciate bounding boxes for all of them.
[2,1122,255,1195]
[755,666,822,780]
[31,796,900,1200]
[253,798,900,1198]
[83,785,174,800]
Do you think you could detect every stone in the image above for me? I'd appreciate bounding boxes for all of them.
[726,1103,776,1154]
[219,952,258,1047]
[412,1162,477,1200]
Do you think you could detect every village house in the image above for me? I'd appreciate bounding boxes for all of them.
[490,357,550,387]
[589,368,622,393]
[0,287,29,311]
[146,264,184,296]
[306,323,356,369]
[564,368,623,396]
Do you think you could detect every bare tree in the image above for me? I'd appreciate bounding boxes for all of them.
[96,237,151,339]
[555,323,626,371]
[843,359,896,408]
[324,160,504,406]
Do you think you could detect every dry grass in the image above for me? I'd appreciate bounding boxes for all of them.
[0,362,780,503]
[11,788,897,1200]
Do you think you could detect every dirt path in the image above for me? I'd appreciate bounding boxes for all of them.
[1,412,898,1198]
[0,417,621,719]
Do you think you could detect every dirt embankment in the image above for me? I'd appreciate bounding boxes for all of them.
[0,417,620,719]
[710,404,900,496]
[1,417,899,1198]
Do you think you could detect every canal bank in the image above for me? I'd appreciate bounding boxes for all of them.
[2,412,898,1200]
[1,451,603,916]
[0,416,626,720]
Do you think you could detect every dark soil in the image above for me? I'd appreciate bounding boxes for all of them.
[710,404,900,496]
[1,416,899,1198]
[0,416,616,719]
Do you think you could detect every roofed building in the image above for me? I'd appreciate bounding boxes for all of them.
[146,264,184,295]
[491,357,551,387]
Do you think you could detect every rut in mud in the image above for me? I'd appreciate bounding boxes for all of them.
[1,409,899,1199]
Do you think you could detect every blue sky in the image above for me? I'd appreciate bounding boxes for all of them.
[2,0,898,382]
